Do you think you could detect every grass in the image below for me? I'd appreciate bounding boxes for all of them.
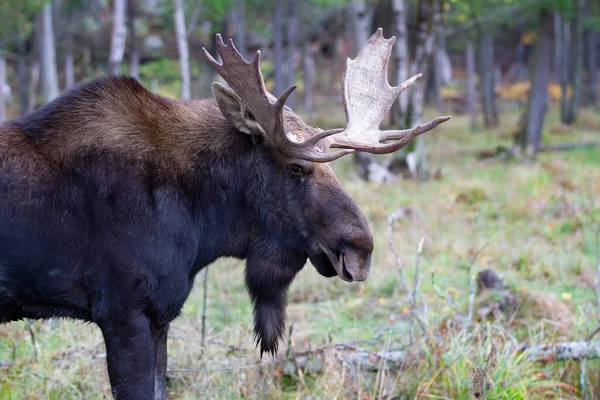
[1,105,599,399]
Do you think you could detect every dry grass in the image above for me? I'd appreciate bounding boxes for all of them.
[1,106,600,399]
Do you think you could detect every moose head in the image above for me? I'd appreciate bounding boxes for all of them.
[202,28,450,354]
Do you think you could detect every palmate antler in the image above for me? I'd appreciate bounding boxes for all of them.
[202,29,450,162]
[328,28,451,154]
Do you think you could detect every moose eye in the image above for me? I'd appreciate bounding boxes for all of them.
[289,164,303,176]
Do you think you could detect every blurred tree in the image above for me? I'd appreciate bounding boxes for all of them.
[516,8,553,158]
[465,38,476,129]
[561,0,584,124]
[127,0,140,79]
[0,48,6,122]
[173,0,191,99]
[38,1,59,102]
[109,0,127,75]
[229,0,247,58]
[273,0,285,96]
[286,0,298,109]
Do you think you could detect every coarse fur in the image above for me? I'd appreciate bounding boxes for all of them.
[0,76,373,399]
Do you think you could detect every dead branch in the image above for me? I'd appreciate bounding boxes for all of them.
[522,341,600,361]
[539,142,598,152]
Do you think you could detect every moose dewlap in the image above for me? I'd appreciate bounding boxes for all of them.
[0,29,449,399]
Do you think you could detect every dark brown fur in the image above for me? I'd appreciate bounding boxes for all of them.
[0,76,373,399]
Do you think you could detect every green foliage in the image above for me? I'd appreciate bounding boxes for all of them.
[0,0,45,47]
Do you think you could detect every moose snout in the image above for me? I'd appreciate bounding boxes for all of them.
[340,250,371,281]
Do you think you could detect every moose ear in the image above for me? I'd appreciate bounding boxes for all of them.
[212,82,265,136]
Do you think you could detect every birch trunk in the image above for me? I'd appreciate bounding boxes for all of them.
[466,39,477,130]
[128,1,140,79]
[405,0,441,181]
[65,19,75,90]
[349,0,394,184]
[302,43,314,117]
[173,0,191,100]
[286,0,298,109]
[523,9,553,158]
[391,0,409,120]
[17,37,28,115]
[0,53,6,122]
[108,0,127,75]
[38,2,59,103]
[28,62,40,112]
[273,0,285,96]
[231,0,247,59]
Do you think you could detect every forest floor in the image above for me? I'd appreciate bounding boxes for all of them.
[1,105,599,399]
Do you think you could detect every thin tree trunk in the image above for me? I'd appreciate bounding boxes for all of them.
[466,39,477,130]
[274,0,285,96]
[0,52,6,122]
[303,42,314,117]
[478,30,498,127]
[65,21,75,90]
[587,31,597,107]
[17,37,28,115]
[28,62,40,112]
[350,0,393,183]
[564,0,584,124]
[128,1,140,79]
[286,0,297,109]
[559,16,570,122]
[230,0,247,58]
[406,0,441,181]
[523,9,553,158]
[38,2,59,103]
[108,0,127,75]
[173,0,191,100]
[392,0,409,119]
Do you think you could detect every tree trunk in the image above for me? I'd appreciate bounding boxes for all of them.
[391,0,409,120]
[522,9,553,158]
[587,31,597,107]
[405,0,441,181]
[564,0,584,124]
[466,39,477,130]
[128,1,140,79]
[173,0,191,100]
[273,0,285,96]
[38,2,59,103]
[0,52,6,122]
[65,20,75,90]
[108,0,127,75]
[559,16,570,122]
[302,42,314,117]
[229,0,247,58]
[286,0,298,109]
[349,0,394,184]
[478,30,498,127]
[17,37,28,115]
[28,62,40,112]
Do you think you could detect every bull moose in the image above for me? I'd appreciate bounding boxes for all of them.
[0,29,450,399]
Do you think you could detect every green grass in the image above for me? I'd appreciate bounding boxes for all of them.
[1,106,599,399]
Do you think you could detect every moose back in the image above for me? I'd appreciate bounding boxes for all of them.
[0,29,449,399]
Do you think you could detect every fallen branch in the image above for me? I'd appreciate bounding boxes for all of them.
[522,341,600,361]
[539,142,598,152]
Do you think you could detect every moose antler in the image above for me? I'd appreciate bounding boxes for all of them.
[203,29,450,162]
[327,28,451,154]
[202,35,351,162]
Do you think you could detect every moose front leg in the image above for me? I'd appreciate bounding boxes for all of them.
[153,323,169,400]
[99,313,157,400]
[245,248,305,356]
